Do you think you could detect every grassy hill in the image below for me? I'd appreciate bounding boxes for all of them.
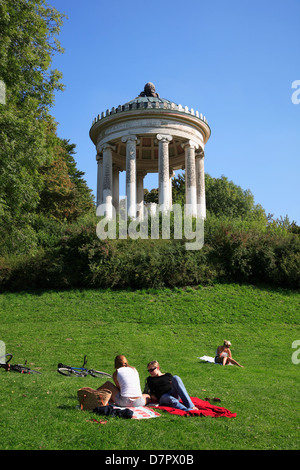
[0,283,299,450]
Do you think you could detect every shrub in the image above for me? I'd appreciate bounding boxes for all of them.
[0,215,299,291]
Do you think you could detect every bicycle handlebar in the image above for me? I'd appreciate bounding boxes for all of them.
[0,354,13,364]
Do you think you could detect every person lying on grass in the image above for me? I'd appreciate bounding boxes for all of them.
[145,360,198,411]
[99,355,150,407]
[215,340,244,367]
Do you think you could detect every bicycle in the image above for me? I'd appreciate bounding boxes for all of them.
[57,355,112,379]
[0,354,42,374]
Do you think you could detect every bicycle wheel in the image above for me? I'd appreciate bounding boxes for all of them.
[89,369,112,379]
[57,367,87,377]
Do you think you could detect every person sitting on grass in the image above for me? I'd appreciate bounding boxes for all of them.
[145,360,197,411]
[215,340,244,367]
[99,355,150,407]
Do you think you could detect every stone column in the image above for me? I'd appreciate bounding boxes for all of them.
[196,151,206,219]
[122,135,138,219]
[136,170,146,220]
[182,140,198,217]
[157,134,172,212]
[169,168,175,210]
[96,152,103,208]
[112,165,120,215]
[100,143,115,219]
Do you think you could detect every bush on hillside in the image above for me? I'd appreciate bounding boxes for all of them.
[0,215,299,291]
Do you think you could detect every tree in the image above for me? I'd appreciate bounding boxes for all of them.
[144,187,159,204]
[0,0,66,252]
[38,131,94,221]
[170,172,266,220]
[0,0,65,110]
[204,174,266,220]
[172,173,185,207]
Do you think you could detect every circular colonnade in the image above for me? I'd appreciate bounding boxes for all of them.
[89,83,211,220]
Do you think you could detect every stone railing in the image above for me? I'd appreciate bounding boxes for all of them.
[91,100,208,127]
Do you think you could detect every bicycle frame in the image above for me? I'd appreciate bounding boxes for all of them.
[57,355,88,375]
[57,355,112,378]
[0,354,41,374]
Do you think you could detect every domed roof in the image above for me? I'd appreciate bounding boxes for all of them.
[91,82,209,127]
[124,82,177,107]
[121,82,177,110]
[90,83,211,164]
[124,95,176,107]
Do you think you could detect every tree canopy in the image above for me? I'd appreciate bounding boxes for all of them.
[0,0,94,254]
[0,0,65,110]
[145,172,266,221]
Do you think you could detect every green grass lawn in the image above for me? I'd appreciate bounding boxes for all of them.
[0,283,299,450]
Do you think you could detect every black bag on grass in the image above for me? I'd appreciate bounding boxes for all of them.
[93,405,133,419]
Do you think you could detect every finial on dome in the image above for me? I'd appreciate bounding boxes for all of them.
[139,82,160,98]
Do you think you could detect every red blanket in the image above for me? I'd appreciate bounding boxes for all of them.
[154,397,236,418]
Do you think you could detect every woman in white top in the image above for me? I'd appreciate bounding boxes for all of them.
[101,355,150,407]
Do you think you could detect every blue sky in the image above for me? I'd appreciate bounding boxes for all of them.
[49,0,300,224]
